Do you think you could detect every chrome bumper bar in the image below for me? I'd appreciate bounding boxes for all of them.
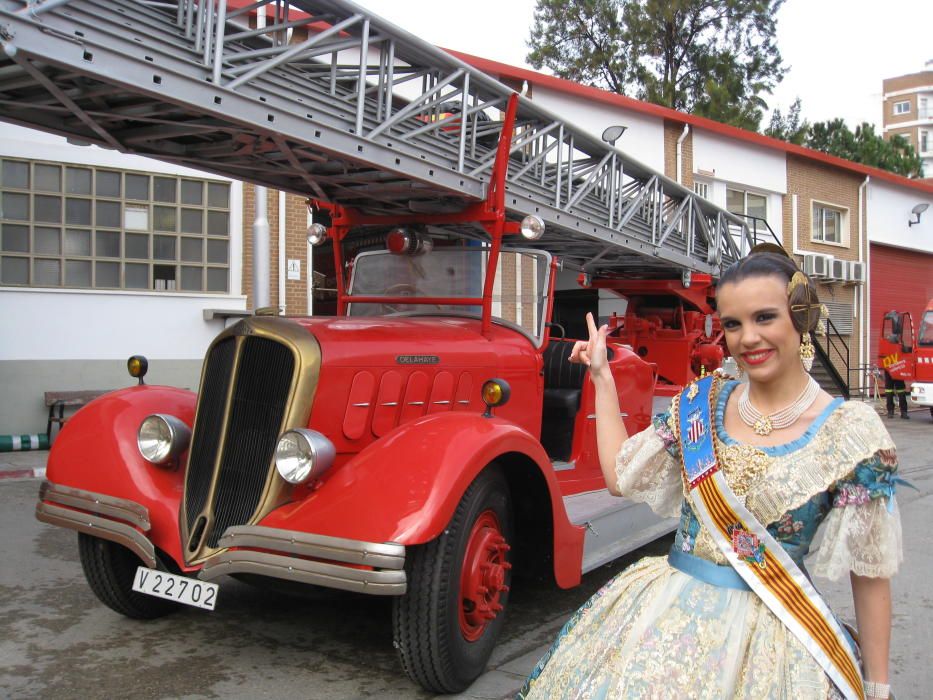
[199,525,407,595]
[35,481,157,568]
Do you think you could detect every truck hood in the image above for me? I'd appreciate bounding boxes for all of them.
[287,315,535,367]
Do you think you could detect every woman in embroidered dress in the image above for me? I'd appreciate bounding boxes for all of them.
[517,251,901,700]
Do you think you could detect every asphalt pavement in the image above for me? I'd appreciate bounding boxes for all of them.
[2,404,931,699]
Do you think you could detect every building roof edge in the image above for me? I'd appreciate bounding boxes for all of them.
[446,49,933,196]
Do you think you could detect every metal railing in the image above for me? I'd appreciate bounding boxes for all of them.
[812,316,850,399]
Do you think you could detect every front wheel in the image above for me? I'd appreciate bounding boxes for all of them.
[78,533,179,619]
[392,467,513,693]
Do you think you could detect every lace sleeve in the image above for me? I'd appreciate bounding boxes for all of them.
[810,449,904,580]
[614,411,683,518]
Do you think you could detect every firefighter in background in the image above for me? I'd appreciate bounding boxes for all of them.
[883,370,910,419]
[881,310,910,419]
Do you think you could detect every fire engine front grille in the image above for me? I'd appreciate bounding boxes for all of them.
[184,334,296,552]
[207,337,294,547]
[184,337,236,529]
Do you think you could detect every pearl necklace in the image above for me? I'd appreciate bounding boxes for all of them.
[737,376,820,436]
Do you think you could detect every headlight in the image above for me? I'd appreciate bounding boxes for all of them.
[274,429,336,485]
[137,414,191,465]
[520,214,545,240]
[306,222,328,245]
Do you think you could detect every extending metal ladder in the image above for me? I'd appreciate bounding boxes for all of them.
[0,0,752,277]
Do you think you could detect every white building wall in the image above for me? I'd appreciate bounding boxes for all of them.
[693,129,788,195]
[0,289,239,361]
[692,129,787,244]
[867,180,933,253]
[528,87,666,172]
[0,125,247,434]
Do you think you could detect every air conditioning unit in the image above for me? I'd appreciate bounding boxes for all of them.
[845,260,866,285]
[827,258,847,283]
[803,253,831,279]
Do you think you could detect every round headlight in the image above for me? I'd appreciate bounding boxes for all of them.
[274,429,336,485]
[307,222,328,245]
[138,414,190,465]
[520,214,545,240]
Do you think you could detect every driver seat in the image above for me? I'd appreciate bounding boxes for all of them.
[541,339,613,460]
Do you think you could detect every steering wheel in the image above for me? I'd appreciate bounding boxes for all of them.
[382,283,443,314]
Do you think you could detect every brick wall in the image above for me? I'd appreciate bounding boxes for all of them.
[662,120,693,187]
[883,94,917,126]
[242,185,310,314]
[883,71,933,94]
[784,155,866,383]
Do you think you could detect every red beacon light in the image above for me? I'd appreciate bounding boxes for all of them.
[386,228,433,255]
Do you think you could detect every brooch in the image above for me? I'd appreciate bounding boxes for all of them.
[729,524,766,568]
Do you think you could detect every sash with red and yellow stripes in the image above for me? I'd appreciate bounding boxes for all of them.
[678,375,863,700]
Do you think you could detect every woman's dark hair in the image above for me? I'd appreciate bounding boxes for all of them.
[717,252,821,334]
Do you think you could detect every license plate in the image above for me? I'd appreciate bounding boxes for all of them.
[132,567,219,611]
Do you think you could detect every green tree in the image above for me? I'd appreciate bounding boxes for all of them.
[804,119,922,178]
[765,98,808,145]
[526,0,786,130]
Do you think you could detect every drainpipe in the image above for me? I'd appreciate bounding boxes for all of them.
[278,190,286,313]
[676,124,690,185]
[253,186,270,311]
[859,176,870,380]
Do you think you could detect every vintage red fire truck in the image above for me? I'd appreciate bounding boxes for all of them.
[38,213,673,693]
[7,0,752,692]
[879,300,933,418]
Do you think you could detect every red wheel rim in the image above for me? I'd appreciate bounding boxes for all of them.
[459,509,511,642]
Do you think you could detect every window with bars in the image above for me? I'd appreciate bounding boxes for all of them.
[1,158,231,292]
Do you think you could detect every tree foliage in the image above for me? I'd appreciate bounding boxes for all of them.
[764,97,808,145]
[803,120,922,178]
[526,0,786,130]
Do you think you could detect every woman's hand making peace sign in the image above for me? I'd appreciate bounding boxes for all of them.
[569,312,611,382]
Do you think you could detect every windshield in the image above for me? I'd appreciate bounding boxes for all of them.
[348,247,551,344]
[919,311,933,347]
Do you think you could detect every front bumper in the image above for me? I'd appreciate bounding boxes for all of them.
[36,481,157,567]
[199,525,407,595]
[35,481,407,596]
[910,383,932,407]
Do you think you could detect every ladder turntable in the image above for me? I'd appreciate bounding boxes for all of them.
[0,0,753,276]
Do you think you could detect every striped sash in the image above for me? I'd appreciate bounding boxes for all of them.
[678,375,863,700]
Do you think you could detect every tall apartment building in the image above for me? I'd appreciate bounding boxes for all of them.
[882,60,933,178]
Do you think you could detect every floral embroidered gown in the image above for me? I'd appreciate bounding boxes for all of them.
[518,380,903,700]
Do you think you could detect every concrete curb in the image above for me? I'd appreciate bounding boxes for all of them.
[0,466,46,481]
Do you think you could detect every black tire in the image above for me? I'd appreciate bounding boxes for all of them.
[392,467,513,693]
[77,533,179,619]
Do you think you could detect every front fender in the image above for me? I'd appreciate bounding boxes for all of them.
[43,386,196,569]
[260,412,585,579]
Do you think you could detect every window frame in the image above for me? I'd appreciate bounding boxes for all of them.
[893,100,911,116]
[810,200,849,247]
[1,158,231,293]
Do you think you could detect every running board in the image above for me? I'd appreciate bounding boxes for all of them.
[563,489,676,574]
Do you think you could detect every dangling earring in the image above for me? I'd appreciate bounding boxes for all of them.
[799,332,815,372]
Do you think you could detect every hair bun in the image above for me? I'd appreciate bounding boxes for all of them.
[748,242,791,258]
